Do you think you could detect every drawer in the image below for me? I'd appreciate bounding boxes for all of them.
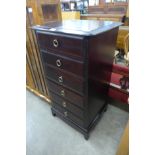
[52,103,84,127]
[45,65,84,94]
[47,80,84,109]
[41,51,84,76]
[50,92,84,119]
[37,33,84,58]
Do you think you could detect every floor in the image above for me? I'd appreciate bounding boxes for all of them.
[26,90,129,155]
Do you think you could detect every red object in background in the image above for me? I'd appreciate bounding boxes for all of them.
[108,63,129,104]
[108,88,128,103]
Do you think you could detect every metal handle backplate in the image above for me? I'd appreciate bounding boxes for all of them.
[61,90,65,97]
[62,101,66,107]
[53,39,59,47]
[58,76,63,83]
[56,59,62,67]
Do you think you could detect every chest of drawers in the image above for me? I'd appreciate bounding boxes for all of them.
[33,20,121,140]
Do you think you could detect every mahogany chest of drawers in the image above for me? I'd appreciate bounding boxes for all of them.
[33,20,121,140]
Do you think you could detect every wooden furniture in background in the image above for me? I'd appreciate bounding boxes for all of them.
[62,11,80,20]
[27,0,62,24]
[81,13,124,22]
[88,3,128,14]
[33,20,121,139]
[26,0,62,102]
[116,122,129,155]
[116,26,129,56]
[81,2,128,24]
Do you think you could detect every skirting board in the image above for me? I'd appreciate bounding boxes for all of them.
[26,85,51,104]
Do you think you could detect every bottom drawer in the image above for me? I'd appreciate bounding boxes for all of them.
[53,103,84,127]
[50,92,84,119]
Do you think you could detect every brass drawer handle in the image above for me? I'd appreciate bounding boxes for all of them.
[58,76,63,83]
[53,39,59,47]
[61,90,65,97]
[56,59,62,67]
[64,111,68,117]
[62,101,66,107]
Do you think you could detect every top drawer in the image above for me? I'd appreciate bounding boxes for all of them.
[37,32,84,58]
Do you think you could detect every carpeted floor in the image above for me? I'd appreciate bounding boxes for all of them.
[26,90,128,155]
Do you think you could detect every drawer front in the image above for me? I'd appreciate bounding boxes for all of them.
[41,51,84,77]
[50,92,84,119]
[47,80,84,109]
[53,103,84,127]
[37,33,84,58]
[45,65,84,94]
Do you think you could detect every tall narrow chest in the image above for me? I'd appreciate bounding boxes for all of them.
[33,20,121,140]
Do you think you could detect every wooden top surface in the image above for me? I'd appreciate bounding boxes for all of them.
[33,20,122,36]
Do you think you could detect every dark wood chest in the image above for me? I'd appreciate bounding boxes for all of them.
[33,20,121,140]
